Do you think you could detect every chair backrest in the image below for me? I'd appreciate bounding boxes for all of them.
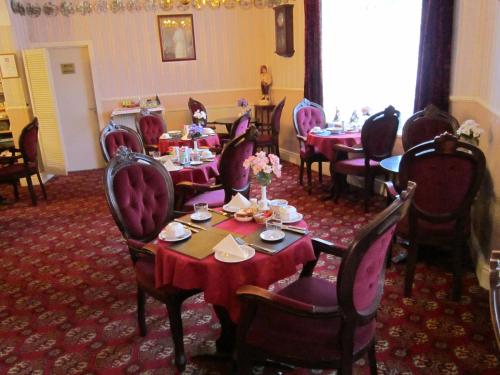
[360,105,400,161]
[402,104,459,151]
[292,98,326,137]
[19,117,39,164]
[135,109,166,147]
[270,97,286,137]
[188,97,207,125]
[103,147,174,243]
[398,133,485,224]
[219,125,257,202]
[100,121,144,162]
[229,113,251,139]
[490,249,500,350]
[337,181,416,323]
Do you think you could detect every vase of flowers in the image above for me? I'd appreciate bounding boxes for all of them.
[193,109,207,127]
[237,97,251,117]
[243,151,282,211]
[457,119,483,146]
[188,124,204,151]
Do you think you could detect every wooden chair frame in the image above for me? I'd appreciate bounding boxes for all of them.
[134,108,167,153]
[99,120,144,162]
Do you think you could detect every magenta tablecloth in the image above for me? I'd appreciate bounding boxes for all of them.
[306,132,361,161]
[154,218,315,322]
[169,158,219,186]
[158,134,220,154]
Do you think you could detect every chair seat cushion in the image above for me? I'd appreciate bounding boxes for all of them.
[245,277,375,362]
[182,189,225,211]
[0,163,37,180]
[256,134,273,145]
[333,158,380,175]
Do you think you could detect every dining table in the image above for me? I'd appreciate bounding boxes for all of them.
[144,210,316,352]
[306,129,362,162]
[158,134,220,155]
[168,157,220,186]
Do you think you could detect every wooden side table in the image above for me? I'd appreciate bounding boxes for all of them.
[254,104,275,133]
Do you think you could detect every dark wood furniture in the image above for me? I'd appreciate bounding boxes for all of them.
[235,182,416,375]
[331,105,400,212]
[395,133,486,300]
[187,97,208,126]
[254,103,275,129]
[402,104,459,151]
[99,120,144,162]
[0,117,47,205]
[274,4,294,57]
[292,98,328,193]
[490,249,500,350]
[103,147,201,372]
[134,108,167,154]
[255,97,285,157]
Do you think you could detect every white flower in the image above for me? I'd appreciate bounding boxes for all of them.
[193,110,207,120]
[457,119,483,139]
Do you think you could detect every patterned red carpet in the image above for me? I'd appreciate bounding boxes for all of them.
[0,163,498,374]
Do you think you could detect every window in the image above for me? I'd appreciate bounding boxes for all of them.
[322,0,422,127]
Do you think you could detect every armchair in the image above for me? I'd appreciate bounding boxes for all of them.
[103,147,201,371]
[255,97,285,157]
[235,181,416,374]
[490,249,500,350]
[0,117,47,205]
[134,108,166,154]
[292,98,328,193]
[99,120,144,162]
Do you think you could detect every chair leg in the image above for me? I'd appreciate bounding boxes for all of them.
[236,354,253,375]
[36,172,47,200]
[318,161,323,183]
[364,173,372,212]
[367,341,378,375]
[333,173,346,202]
[274,142,280,158]
[12,181,19,201]
[166,298,187,372]
[26,175,37,206]
[137,287,147,337]
[452,241,465,301]
[299,159,305,185]
[306,161,313,194]
[404,241,419,297]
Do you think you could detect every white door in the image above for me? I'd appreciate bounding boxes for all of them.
[48,47,102,171]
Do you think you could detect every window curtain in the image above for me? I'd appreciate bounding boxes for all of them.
[304,0,323,105]
[414,0,454,112]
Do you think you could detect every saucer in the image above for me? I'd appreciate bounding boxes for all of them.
[214,245,255,263]
[165,165,183,172]
[158,228,191,242]
[281,213,303,224]
[190,161,203,166]
[260,229,285,242]
[222,204,240,213]
[190,212,212,222]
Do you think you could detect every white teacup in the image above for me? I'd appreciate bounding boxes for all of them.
[269,199,288,215]
[201,149,213,159]
[164,222,185,238]
[279,205,297,221]
[311,126,321,133]
[160,132,171,139]
[203,127,214,135]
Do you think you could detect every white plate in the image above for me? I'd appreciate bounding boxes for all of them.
[222,204,241,213]
[260,229,285,242]
[281,213,304,224]
[214,245,255,263]
[166,165,183,172]
[190,212,212,222]
[158,228,191,242]
[190,161,203,166]
[203,158,216,163]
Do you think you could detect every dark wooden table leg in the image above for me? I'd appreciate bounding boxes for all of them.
[213,305,237,354]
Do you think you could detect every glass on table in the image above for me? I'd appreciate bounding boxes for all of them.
[193,202,209,218]
[266,216,283,232]
[191,150,201,162]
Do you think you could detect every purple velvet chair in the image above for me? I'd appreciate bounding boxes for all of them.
[134,109,166,154]
[0,117,47,205]
[255,97,286,158]
[490,249,500,350]
[103,147,201,371]
[331,105,400,212]
[176,125,257,211]
[235,182,416,375]
[402,104,459,151]
[394,133,485,300]
[99,121,144,162]
[292,98,328,193]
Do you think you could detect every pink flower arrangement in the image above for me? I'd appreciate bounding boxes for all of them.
[243,151,282,186]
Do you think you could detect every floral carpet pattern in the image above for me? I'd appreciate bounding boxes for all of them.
[0,163,498,374]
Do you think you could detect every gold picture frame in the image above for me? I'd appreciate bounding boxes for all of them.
[158,14,197,62]
[0,53,19,78]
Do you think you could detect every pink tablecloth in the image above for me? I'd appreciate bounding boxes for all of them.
[158,134,220,154]
[307,132,361,161]
[169,158,219,186]
[154,218,315,322]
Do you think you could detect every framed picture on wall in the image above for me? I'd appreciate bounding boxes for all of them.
[158,14,197,62]
[0,53,19,78]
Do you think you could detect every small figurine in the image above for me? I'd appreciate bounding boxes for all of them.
[259,65,272,105]
[333,107,341,122]
[350,110,359,124]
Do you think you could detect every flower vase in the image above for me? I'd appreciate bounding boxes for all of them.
[258,185,270,211]
[193,140,199,152]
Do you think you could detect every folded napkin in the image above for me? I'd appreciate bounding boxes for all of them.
[163,158,177,171]
[213,234,247,260]
[228,193,251,210]
[160,133,171,139]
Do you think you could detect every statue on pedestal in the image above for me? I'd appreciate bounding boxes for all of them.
[259,65,272,105]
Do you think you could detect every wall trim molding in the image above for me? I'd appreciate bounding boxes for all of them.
[450,95,500,118]
[272,87,304,92]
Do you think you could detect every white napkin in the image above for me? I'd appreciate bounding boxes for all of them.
[228,193,251,210]
[213,234,247,260]
[160,133,171,139]
[163,158,177,171]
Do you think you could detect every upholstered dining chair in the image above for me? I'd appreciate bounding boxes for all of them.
[402,104,459,151]
[176,125,257,211]
[103,147,201,371]
[235,181,416,375]
[331,105,400,212]
[394,133,485,300]
[0,117,47,205]
[255,97,285,157]
[490,249,500,350]
[135,108,166,154]
[292,98,328,193]
[99,120,144,162]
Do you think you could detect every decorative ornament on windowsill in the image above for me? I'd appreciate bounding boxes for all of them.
[188,123,204,151]
[237,97,251,117]
[456,119,483,146]
[243,151,282,211]
[193,109,207,127]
